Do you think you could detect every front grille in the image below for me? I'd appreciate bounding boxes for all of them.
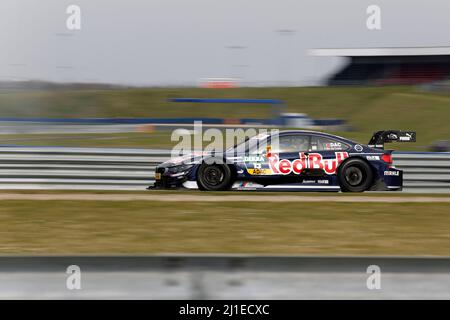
[156,167,166,174]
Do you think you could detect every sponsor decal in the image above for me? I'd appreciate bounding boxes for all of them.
[246,168,272,175]
[302,179,329,184]
[325,142,342,150]
[388,133,398,140]
[244,155,265,174]
[244,156,265,163]
[399,133,414,141]
[366,155,380,161]
[384,170,399,176]
[267,152,349,175]
[354,144,363,152]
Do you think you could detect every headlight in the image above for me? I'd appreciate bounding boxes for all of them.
[167,164,194,174]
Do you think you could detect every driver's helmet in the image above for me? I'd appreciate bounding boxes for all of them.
[279,135,309,152]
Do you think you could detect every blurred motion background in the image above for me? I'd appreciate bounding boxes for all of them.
[1,0,449,151]
[0,0,449,261]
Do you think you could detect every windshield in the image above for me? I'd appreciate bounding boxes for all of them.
[226,132,270,154]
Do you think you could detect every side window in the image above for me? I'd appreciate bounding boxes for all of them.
[271,135,310,153]
[310,136,350,151]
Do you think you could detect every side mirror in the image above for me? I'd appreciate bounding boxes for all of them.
[266,146,272,158]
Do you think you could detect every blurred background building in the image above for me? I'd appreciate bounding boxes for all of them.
[310,47,450,86]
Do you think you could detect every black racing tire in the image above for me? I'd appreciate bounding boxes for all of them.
[337,158,373,192]
[197,182,207,191]
[197,162,233,191]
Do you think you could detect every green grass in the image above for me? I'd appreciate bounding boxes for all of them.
[0,85,449,150]
[0,132,173,149]
[0,130,433,150]
[1,199,450,255]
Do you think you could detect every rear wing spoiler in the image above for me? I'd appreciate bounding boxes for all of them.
[368,130,416,149]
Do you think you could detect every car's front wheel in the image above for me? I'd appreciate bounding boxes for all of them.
[197,162,233,191]
[337,158,373,192]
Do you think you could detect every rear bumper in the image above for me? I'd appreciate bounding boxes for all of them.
[371,168,403,191]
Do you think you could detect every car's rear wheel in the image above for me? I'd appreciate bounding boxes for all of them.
[338,158,373,192]
[197,162,233,191]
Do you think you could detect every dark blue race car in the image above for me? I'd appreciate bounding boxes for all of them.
[151,130,416,192]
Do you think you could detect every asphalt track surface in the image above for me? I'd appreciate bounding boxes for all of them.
[0,192,448,202]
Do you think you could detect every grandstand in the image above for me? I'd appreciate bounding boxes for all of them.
[310,47,450,86]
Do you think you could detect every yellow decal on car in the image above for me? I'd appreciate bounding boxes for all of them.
[246,168,272,175]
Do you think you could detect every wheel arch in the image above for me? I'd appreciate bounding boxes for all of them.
[199,156,237,177]
[337,155,377,187]
[196,156,236,190]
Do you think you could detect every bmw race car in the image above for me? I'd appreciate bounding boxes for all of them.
[151,130,416,192]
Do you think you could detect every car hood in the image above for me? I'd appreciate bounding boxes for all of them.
[158,150,246,167]
[158,151,212,167]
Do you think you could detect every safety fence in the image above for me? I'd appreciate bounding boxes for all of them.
[0,147,448,192]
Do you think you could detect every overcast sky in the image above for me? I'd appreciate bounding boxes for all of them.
[2,0,450,86]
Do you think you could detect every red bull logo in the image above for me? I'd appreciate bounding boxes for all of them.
[268,152,349,175]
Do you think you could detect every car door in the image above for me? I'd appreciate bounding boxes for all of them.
[308,135,351,175]
[266,133,311,181]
